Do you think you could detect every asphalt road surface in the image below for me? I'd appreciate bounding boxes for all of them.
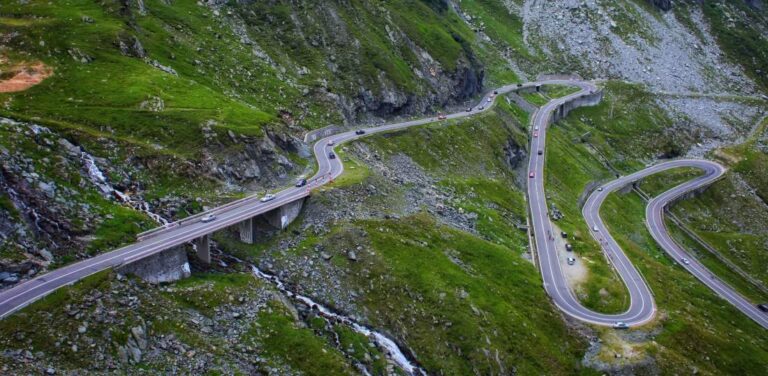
[527,82,657,327]
[1,79,766,331]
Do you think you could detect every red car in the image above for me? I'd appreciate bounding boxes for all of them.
[533,131,539,138]
[529,172,535,178]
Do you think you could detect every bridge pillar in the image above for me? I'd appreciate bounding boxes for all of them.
[264,199,304,230]
[196,234,211,264]
[118,246,191,284]
[239,218,255,244]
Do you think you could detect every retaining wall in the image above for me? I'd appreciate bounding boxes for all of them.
[548,90,604,125]
[505,93,538,113]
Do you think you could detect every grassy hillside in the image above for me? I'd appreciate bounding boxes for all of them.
[666,116,768,288]
[600,180,768,375]
[214,102,597,374]
[541,82,768,373]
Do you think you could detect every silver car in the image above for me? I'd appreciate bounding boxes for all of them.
[260,194,276,202]
[201,214,216,223]
[613,322,629,329]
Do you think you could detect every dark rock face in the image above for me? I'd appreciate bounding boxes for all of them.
[116,34,147,58]
[649,0,673,11]
[200,123,306,189]
[503,138,527,170]
[227,1,485,124]
[744,0,765,10]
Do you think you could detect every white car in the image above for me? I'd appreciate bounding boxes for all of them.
[597,187,604,192]
[593,225,599,232]
[534,126,539,131]
[613,322,629,329]
[567,257,576,265]
[327,140,335,146]
[486,98,492,103]
[200,214,216,223]
[681,258,691,265]
[260,194,276,202]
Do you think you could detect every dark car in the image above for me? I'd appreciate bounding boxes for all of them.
[329,152,336,159]
[295,178,307,187]
[355,129,366,135]
[493,90,498,95]
[561,231,567,238]
[565,243,573,252]
[516,83,523,87]
[537,150,543,155]
[757,304,768,313]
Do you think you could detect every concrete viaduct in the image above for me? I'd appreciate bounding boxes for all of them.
[120,199,306,284]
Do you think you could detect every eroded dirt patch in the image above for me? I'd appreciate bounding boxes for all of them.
[0,62,52,93]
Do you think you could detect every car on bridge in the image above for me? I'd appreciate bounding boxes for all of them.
[200,214,216,223]
[260,194,276,203]
[295,178,307,187]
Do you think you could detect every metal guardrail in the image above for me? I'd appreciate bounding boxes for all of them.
[136,193,261,240]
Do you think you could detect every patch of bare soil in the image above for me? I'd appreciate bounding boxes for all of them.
[0,62,52,93]
[551,222,589,286]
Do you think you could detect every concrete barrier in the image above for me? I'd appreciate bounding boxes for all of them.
[304,124,342,143]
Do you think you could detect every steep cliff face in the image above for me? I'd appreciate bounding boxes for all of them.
[220,0,485,121]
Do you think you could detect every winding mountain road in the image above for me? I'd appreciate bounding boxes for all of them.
[528,86,767,329]
[0,79,765,332]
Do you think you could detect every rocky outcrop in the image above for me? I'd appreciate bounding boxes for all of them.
[200,123,307,188]
[648,0,672,11]
[215,1,485,125]
[503,138,527,170]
